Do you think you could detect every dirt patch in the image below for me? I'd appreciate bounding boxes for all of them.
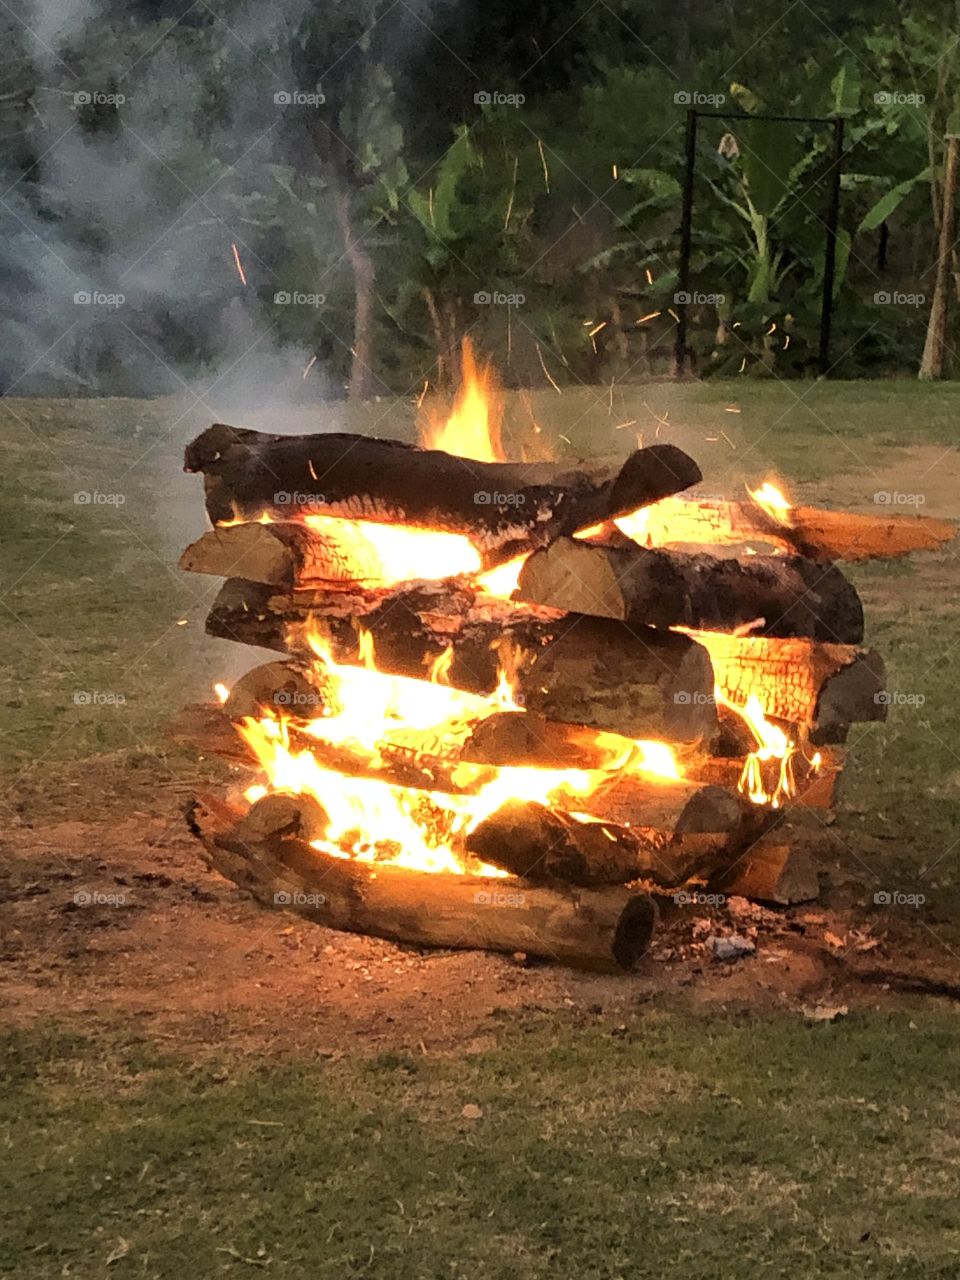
[3,782,957,1062]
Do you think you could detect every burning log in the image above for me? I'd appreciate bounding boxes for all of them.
[187,793,658,971]
[696,632,886,743]
[464,790,771,889]
[516,537,865,643]
[179,522,387,588]
[205,579,719,742]
[613,494,955,562]
[183,423,702,567]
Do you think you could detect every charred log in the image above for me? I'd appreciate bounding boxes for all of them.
[204,578,719,742]
[517,537,864,643]
[187,792,658,971]
[184,423,702,566]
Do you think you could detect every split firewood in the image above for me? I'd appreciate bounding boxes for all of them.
[613,493,956,562]
[464,793,772,889]
[516,536,864,643]
[184,422,703,567]
[204,578,719,742]
[187,792,658,971]
[693,631,885,742]
[179,521,394,589]
[709,841,820,905]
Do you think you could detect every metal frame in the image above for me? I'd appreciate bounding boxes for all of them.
[675,110,845,378]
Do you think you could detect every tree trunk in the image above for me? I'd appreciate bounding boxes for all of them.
[333,181,376,400]
[920,133,960,380]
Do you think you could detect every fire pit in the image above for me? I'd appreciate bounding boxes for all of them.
[174,348,955,971]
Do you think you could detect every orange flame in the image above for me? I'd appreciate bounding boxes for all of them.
[749,480,792,527]
[421,338,504,462]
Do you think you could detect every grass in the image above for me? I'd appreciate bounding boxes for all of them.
[3,1009,960,1277]
[3,381,960,1276]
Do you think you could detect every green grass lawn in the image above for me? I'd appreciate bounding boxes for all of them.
[4,1008,960,1278]
[2,381,960,1277]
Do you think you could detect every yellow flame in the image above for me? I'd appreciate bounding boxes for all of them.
[713,685,819,809]
[749,480,792,527]
[421,338,504,462]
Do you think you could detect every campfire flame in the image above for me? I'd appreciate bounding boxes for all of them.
[224,627,683,876]
[215,347,816,872]
[749,480,792,526]
[422,338,504,462]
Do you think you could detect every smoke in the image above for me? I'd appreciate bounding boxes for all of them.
[2,0,343,407]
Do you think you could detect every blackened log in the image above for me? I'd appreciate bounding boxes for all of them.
[187,793,657,971]
[204,578,719,742]
[517,536,864,643]
[709,841,820,905]
[183,422,702,566]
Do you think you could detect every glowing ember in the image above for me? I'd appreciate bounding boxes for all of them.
[218,625,685,876]
[421,338,504,462]
[302,513,482,582]
[749,480,792,526]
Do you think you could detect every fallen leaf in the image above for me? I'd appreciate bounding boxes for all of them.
[106,1239,131,1266]
[461,1103,483,1120]
[803,1003,848,1022]
[824,931,846,950]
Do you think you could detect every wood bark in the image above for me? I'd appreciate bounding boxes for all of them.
[183,423,702,566]
[920,133,960,380]
[204,578,719,742]
[179,522,403,589]
[709,841,819,905]
[691,632,886,743]
[464,794,773,889]
[187,792,658,971]
[613,494,955,562]
[517,536,864,643]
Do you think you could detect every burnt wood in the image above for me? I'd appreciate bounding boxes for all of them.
[517,536,865,643]
[204,578,720,742]
[187,792,658,971]
[183,423,702,567]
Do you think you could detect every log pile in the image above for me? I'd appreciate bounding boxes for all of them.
[175,420,952,969]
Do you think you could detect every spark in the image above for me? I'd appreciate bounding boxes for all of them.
[302,355,317,380]
[588,321,607,338]
[537,138,550,193]
[536,343,562,394]
[231,243,247,286]
[635,311,661,325]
